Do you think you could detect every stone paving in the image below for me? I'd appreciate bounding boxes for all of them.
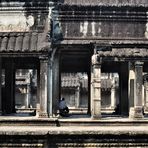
[0,125,148,135]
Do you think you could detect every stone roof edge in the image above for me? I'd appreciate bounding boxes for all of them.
[0,1,53,11]
[59,39,148,46]
[59,4,148,8]
[57,1,148,7]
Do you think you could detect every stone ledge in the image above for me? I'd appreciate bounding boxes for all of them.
[0,125,148,135]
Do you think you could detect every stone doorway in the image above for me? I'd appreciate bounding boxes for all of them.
[101,61,129,117]
[2,57,39,116]
[59,46,91,116]
[101,73,119,115]
[15,69,37,115]
[61,72,88,114]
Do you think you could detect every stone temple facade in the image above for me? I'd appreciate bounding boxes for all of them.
[1,0,148,147]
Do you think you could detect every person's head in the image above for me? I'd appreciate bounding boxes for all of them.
[61,98,65,101]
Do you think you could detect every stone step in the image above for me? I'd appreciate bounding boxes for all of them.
[0,116,148,126]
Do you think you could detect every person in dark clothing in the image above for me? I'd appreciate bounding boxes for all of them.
[59,98,69,117]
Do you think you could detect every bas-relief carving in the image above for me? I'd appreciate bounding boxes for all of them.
[0,14,34,32]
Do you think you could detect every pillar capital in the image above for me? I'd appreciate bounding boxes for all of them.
[39,55,49,61]
[91,54,101,66]
[135,61,144,67]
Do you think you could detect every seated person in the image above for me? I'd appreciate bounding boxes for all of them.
[59,98,69,117]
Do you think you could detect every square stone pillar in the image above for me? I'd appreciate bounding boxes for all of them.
[52,53,60,116]
[111,78,116,109]
[47,60,53,117]
[75,86,80,108]
[129,62,135,114]
[145,82,148,111]
[0,58,2,115]
[26,83,31,108]
[36,67,40,117]
[91,55,101,119]
[129,61,144,119]
[39,57,48,118]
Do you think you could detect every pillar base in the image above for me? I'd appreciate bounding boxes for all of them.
[38,112,48,118]
[91,114,101,120]
[110,106,116,110]
[129,107,144,119]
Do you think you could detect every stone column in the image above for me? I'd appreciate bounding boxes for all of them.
[25,71,31,108]
[39,57,48,118]
[75,86,80,108]
[145,82,148,111]
[129,62,135,116]
[26,84,31,108]
[47,59,53,117]
[52,53,60,116]
[142,85,145,106]
[0,58,2,115]
[36,66,40,117]
[134,61,144,118]
[91,55,101,119]
[129,61,144,119]
[87,71,91,115]
[111,77,116,109]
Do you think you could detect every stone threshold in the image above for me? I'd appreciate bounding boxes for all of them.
[0,115,148,126]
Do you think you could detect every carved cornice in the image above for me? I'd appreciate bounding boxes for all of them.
[55,143,148,147]
[60,38,148,46]
[0,1,53,12]
[58,0,148,7]
[58,11,147,22]
[58,2,147,21]
[54,143,148,147]
[96,48,148,58]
